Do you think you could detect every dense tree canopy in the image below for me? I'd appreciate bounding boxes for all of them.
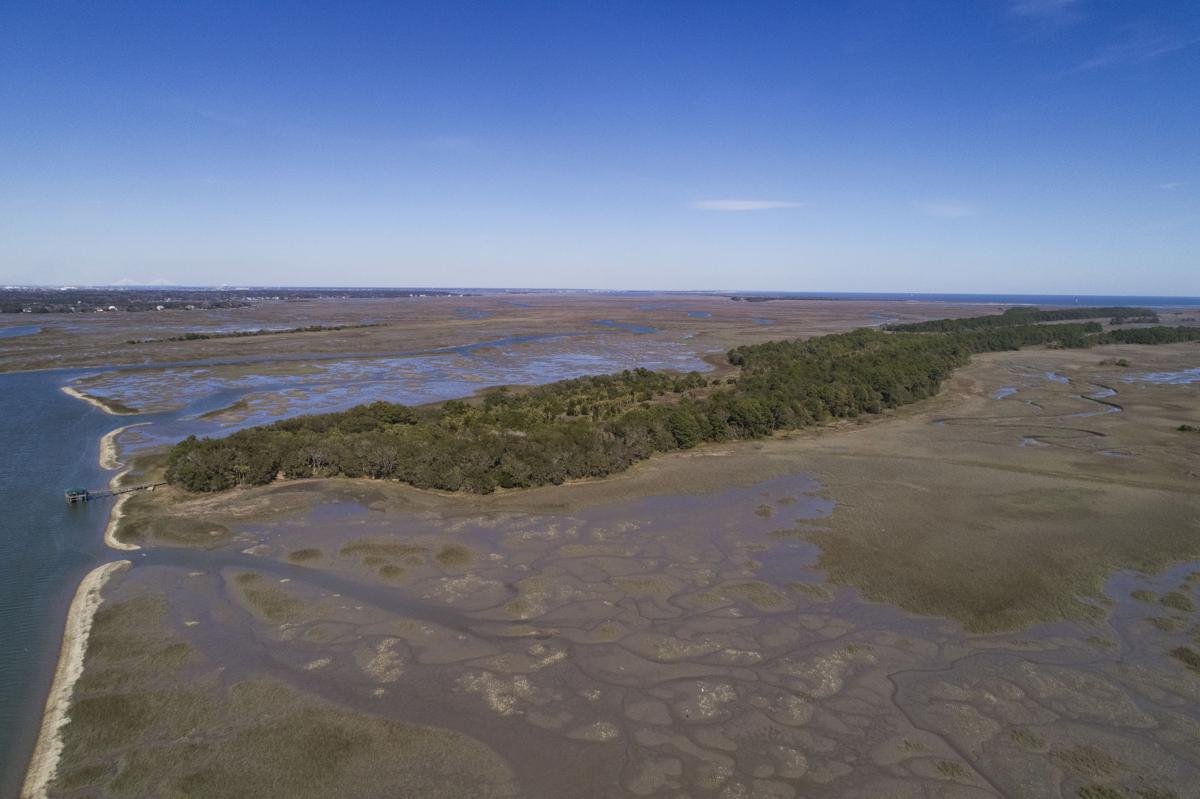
[166,311,1199,494]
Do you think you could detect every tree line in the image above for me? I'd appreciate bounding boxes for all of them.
[886,306,1158,333]
[166,311,1200,494]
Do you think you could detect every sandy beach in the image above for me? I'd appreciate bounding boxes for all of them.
[20,560,130,799]
[60,386,135,416]
[97,423,148,471]
[103,492,140,552]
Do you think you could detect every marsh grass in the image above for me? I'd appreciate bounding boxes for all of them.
[288,548,322,563]
[199,398,251,420]
[1010,728,1045,751]
[720,581,787,609]
[1159,592,1195,613]
[1077,787,1123,799]
[1169,646,1200,674]
[87,596,194,671]
[1130,590,1156,603]
[378,564,405,580]
[118,494,230,547]
[233,572,305,623]
[61,676,515,798]
[57,762,115,791]
[56,582,514,799]
[787,582,832,601]
[1146,617,1185,633]
[935,760,968,779]
[70,386,141,414]
[339,540,426,559]
[435,543,472,567]
[1051,745,1123,779]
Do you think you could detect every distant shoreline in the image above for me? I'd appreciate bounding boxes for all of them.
[21,560,130,799]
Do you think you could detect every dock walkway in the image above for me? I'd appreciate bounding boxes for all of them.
[65,482,166,504]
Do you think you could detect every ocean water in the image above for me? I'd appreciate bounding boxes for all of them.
[723,292,1200,308]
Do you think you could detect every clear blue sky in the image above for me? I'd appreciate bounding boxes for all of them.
[1,1,1197,293]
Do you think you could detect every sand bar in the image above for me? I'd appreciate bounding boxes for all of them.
[21,560,131,799]
[103,492,141,552]
[98,423,149,471]
[60,386,135,416]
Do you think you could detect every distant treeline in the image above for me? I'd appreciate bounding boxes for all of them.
[886,306,1158,333]
[127,324,379,344]
[166,312,1200,494]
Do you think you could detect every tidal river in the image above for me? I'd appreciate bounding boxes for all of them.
[0,338,712,796]
[0,370,116,798]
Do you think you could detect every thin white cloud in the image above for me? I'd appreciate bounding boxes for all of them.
[691,199,802,212]
[919,202,976,219]
[1158,181,1186,190]
[1077,28,1200,70]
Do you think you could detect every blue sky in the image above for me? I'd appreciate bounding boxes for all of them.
[1,1,1197,292]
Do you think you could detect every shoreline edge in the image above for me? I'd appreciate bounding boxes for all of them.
[20,560,131,799]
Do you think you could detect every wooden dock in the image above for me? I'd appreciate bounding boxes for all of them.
[64,482,166,504]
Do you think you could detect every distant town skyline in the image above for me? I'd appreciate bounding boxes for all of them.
[2,1,1197,293]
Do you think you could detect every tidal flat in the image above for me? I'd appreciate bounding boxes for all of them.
[44,341,1200,798]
